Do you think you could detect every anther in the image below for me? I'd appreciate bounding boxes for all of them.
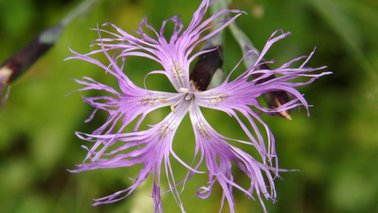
[180,88,189,93]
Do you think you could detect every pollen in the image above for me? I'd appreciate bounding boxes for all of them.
[208,94,226,105]
[142,96,167,106]
[172,61,184,79]
[197,121,209,137]
[159,121,174,136]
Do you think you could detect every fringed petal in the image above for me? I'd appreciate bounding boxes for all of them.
[72,101,190,210]
[189,106,277,213]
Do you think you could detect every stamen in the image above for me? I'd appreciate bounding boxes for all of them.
[170,104,177,112]
[185,94,194,101]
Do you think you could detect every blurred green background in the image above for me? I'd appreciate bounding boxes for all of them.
[0,0,377,212]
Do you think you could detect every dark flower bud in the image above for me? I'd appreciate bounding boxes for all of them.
[190,46,224,91]
[257,63,292,120]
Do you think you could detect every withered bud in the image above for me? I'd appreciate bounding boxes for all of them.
[1,24,63,83]
[0,24,63,107]
[190,46,224,91]
[256,63,292,120]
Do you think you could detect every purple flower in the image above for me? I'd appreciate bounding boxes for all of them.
[67,0,330,212]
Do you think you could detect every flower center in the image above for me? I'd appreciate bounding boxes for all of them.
[170,87,195,112]
[179,87,194,101]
